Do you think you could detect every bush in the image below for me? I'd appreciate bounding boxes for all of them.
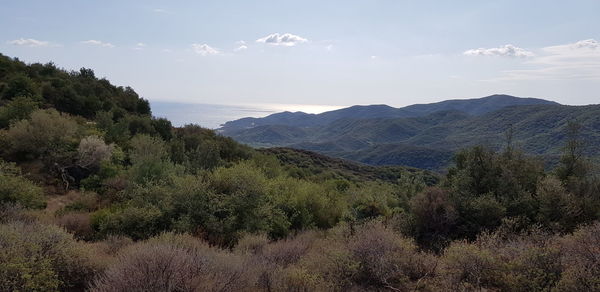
[348,221,434,290]
[128,134,178,183]
[0,159,45,208]
[442,241,500,290]
[0,96,38,128]
[57,212,94,240]
[91,233,256,292]
[556,222,600,291]
[536,176,583,231]
[4,108,79,160]
[91,205,165,240]
[0,221,99,291]
[409,187,457,249]
[77,135,114,170]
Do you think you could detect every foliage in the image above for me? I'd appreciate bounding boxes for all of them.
[0,159,45,208]
[4,108,80,161]
[0,221,99,291]
[0,96,39,128]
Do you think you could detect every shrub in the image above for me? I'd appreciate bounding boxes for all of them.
[91,205,164,240]
[0,221,99,291]
[442,241,500,290]
[128,134,177,183]
[556,222,600,291]
[0,96,38,128]
[4,108,79,160]
[91,233,257,292]
[409,187,457,249]
[0,159,45,208]
[77,135,114,170]
[536,176,583,231]
[57,212,95,240]
[348,221,435,290]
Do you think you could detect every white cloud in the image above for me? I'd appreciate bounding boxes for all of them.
[8,38,50,47]
[81,40,115,48]
[325,44,333,51]
[464,44,534,57]
[191,44,220,56]
[234,45,248,51]
[256,33,308,46]
[234,40,248,51]
[489,39,600,81]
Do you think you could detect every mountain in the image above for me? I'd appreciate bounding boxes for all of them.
[219,94,557,133]
[221,96,600,171]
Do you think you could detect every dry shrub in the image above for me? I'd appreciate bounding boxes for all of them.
[56,212,94,240]
[234,232,270,255]
[441,229,562,292]
[556,222,600,291]
[348,221,437,291]
[0,221,100,291]
[250,231,320,291]
[300,234,359,291]
[260,231,318,267]
[91,232,258,292]
[441,241,500,290]
[0,202,37,223]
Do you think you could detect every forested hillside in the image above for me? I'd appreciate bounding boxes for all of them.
[223,101,600,171]
[220,94,556,132]
[1,54,600,291]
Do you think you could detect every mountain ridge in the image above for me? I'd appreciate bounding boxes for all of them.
[219,94,559,133]
[219,96,600,171]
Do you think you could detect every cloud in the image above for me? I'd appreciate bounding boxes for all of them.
[133,42,147,50]
[488,39,600,81]
[234,40,247,51]
[234,45,248,51]
[256,33,308,46]
[464,44,534,57]
[191,44,220,56]
[8,38,50,47]
[81,40,115,48]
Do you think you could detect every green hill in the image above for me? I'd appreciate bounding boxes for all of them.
[224,103,600,170]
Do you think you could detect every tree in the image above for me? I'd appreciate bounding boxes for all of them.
[556,120,589,183]
[5,109,79,160]
[2,74,37,100]
[0,96,39,128]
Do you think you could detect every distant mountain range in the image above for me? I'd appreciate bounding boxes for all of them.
[220,95,600,171]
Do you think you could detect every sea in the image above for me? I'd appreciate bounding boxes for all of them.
[150,102,343,129]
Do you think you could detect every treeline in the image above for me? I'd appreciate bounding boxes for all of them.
[1,54,599,291]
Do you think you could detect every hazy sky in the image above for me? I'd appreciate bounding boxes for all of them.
[2,0,600,110]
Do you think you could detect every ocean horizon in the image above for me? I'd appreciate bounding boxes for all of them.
[150,101,343,129]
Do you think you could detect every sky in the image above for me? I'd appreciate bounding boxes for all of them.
[1,0,600,111]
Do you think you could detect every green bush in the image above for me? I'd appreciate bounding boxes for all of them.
[0,96,39,128]
[0,159,45,208]
[4,108,80,160]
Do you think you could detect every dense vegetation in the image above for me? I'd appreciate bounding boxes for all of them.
[1,54,600,291]
[221,96,600,171]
